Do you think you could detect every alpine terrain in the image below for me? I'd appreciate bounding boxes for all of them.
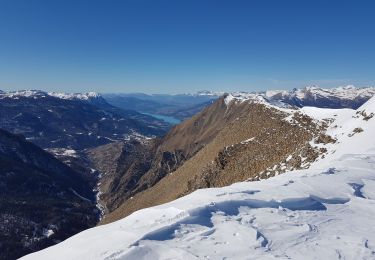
[20,86,375,259]
[0,90,171,259]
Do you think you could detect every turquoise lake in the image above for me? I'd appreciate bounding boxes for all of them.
[142,112,181,125]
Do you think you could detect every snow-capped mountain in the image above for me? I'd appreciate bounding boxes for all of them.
[0,90,168,150]
[293,85,375,100]
[22,96,375,260]
[266,85,375,109]
[0,89,102,101]
[0,89,48,99]
[281,85,375,108]
[215,85,375,110]
[48,91,101,100]
[187,85,375,109]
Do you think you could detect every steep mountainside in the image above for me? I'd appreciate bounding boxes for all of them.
[22,97,375,260]
[0,90,168,150]
[92,96,257,213]
[99,94,330,223]
[0,129,98,260]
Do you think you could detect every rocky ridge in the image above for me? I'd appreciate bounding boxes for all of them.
[99,94,333,224]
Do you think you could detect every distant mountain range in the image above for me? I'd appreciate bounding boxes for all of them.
[265,85,375,108]
[214,85,375,109]
[102,86,375,121]
[0,90,169,150]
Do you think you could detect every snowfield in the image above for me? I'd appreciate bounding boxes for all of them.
[22,97,375,260]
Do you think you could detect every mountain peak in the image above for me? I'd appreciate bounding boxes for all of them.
[0,89,48,99]
[48,91,102,100]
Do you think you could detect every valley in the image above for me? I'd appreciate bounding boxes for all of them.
[1,86,375,259]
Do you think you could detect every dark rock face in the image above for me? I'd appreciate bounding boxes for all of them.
[0,91,169,150]
[0,129,98,260]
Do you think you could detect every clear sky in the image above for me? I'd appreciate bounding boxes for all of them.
[0,0,374,94]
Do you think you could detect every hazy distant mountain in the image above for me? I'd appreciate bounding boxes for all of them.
[102,91,220,120]
[102,86,375,122]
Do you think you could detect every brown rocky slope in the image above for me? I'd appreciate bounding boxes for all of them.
[99,95,332,224]
[89,97,243,214]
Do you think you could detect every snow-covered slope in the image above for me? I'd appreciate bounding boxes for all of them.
[22,97,375,259]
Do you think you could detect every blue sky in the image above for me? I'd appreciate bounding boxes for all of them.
[0,0,374,93]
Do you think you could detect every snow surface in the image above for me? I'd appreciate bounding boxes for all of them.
[22,97,375,260]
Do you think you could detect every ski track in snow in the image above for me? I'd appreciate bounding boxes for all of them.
[22,97,375,260]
